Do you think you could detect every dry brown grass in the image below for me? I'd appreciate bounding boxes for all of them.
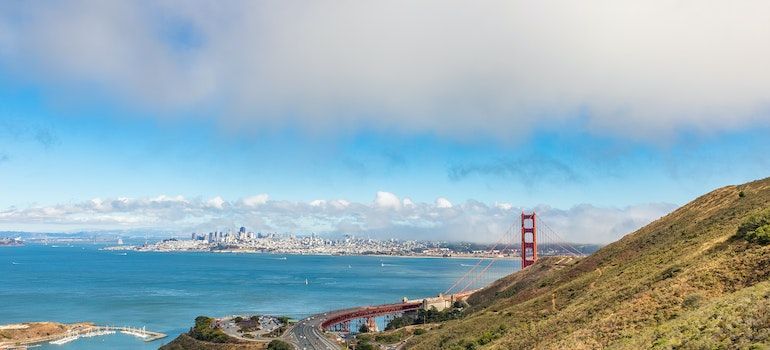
[0,321,93,344]
[406,177,770,350]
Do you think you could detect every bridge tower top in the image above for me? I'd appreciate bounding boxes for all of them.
[521,211,537,268]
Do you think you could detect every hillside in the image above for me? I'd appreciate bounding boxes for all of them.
[159,317,267,350]
[405,177,770,349]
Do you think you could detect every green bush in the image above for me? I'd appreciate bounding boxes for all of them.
[682,294,702,310]
[267,339,294,350]
[356,339,376,350]
[359,323,370,333]
[385,307,464,330]
[413,328,427,335]
[188,316,231,343]
[375,330,406,343]
[737,208,770,244]
[659,265,682,280]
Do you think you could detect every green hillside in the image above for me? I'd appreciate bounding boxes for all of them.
[405,177,770,349]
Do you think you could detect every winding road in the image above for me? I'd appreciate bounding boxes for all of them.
[285,313,341,350]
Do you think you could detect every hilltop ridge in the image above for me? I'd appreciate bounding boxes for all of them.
[405,177,770,349]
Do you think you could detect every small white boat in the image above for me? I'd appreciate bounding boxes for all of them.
[305,278,309,285]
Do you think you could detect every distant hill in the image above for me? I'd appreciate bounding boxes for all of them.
[406,177,770,349]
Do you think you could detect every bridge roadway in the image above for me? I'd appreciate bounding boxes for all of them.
[285,301,425,349]
[285,292,474,349]
[286,310,347,350]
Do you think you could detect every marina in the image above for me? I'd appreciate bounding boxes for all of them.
[40,326,164,347]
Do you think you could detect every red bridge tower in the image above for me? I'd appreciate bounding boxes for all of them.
[521,212,537,268]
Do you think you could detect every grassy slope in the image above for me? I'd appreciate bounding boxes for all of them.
[407,177,770,350]
[159,333,265,350]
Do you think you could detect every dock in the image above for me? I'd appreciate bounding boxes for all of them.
[0,324,166,348]
[110,326,167,342]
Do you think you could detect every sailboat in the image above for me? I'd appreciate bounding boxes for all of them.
[305,278,309,285]
[117,238,124,245]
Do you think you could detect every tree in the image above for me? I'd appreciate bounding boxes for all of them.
[359,323,370,333]
[737,208,770,244]
[267,339,294,350]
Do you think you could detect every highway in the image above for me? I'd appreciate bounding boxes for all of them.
[285,313,342,350]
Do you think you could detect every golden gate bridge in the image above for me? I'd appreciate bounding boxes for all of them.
[320,211,584,333]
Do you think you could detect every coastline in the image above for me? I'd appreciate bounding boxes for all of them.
[101,246,517,260]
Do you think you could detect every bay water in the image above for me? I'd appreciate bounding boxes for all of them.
[0,244,518,349]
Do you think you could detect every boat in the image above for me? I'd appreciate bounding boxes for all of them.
[117,238,124,245]
[305,278,309,285]
[81,329,115,338]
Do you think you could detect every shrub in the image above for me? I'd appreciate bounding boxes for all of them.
[737,208,770,245]
[682,294,702,310]
[356,341,376,350]
[188,316,231,343]
[375,330,406,343]
[359,323,370,333]
[659,265,682,280]
[267,339,293,350]
[413,328,427,335]
[453,300,470,309]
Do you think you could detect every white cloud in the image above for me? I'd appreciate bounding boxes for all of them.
[309,199,326,207]
[0,192,677,244]
[329,199,350,210]
[206,196,225,209]
[0,1,768,140]
[241,194,269,207]
[374,191,401,210]
[495,202,513,211]
[435,197,453,209]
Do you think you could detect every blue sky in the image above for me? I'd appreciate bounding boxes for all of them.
[0,1,768,242]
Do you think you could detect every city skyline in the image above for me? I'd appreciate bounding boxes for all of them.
[1,1,769,243]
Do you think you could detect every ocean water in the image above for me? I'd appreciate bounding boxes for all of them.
[0,244,518,349]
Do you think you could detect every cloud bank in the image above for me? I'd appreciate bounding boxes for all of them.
[1,1,769,139]
[0,192,676,243]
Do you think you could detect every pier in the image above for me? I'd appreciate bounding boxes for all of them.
[0,324,166,349]
[108,326,167,342]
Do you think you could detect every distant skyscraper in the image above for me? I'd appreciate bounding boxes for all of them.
[239,227,246,234]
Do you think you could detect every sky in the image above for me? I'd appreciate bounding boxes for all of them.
[0,0,769,243]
